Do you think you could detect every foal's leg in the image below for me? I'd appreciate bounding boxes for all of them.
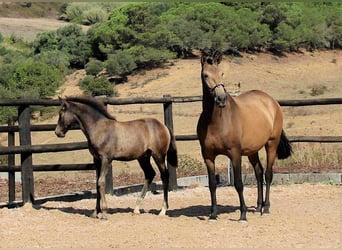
[95,157,110,220]
[134,156,156,214]
[264,142,277,214]
[231,152,247,221]
[92,157,101,218]
[153,155,169,216]
[204,157,217,220]
[248,153,264,214]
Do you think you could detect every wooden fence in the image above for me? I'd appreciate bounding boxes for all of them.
[0,96,341,206]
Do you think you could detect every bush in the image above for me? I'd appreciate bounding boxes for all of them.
[9,60,62,98]
[105,51,136,75]
[83,7,108,25]
[85,59,103,76]
[79,75,116,97]
[34,50,70,74]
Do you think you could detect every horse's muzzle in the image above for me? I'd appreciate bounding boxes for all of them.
[215,96,227,108]
[211,83,227,108]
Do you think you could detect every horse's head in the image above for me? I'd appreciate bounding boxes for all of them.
[55,97,77,138]
[201,49,227,108]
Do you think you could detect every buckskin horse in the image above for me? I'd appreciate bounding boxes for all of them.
[197,49,292,221]
[55,96,178,219]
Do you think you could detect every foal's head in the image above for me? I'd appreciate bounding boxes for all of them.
[201,49,227,107]
[55,97,77,138]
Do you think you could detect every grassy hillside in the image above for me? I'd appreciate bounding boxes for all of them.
[0,2,64,18]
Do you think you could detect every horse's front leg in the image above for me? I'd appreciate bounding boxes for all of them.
[92,157,110,220]
[204,157,217,220]
[231,152,247,221]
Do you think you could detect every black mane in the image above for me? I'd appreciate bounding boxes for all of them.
[66,96,116,120]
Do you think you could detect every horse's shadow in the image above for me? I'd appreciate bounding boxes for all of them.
[38,203,256,220]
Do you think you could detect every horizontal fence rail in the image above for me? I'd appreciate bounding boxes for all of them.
[0,96,341,206]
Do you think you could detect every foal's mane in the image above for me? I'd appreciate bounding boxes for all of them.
[66,96,116,120]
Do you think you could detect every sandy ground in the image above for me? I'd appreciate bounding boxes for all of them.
[0,183,341,248]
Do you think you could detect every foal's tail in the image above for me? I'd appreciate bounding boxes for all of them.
[277,130,292,159]
[167,128,178,168]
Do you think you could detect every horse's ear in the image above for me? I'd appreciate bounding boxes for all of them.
[201,55,207,65]
[213,51,222,65]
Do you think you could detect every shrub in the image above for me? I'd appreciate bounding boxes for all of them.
[34,50,70,74]
[83,7,108,25]
[105,51,136,75]
[85,59,103,76]
[79,75,116,97]
[9,60,62,98]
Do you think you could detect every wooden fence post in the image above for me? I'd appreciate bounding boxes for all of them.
[18,105,34,204]
[163,94,177,190]
[8,118,15,203]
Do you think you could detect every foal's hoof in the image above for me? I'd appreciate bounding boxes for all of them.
[90,211,98,219]
[91,211,107,220]
[133,208,141,214]
[209,215,217,221]
[158,208,167,216]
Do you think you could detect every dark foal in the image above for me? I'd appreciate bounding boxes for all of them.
[55,96,178,219]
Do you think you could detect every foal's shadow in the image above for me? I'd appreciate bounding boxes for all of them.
[38,204,134,218]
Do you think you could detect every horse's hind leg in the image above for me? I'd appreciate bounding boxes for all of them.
[153,155,169,216]
[134,156,156,214]
[264,142,278,214]
[248,153,264,214]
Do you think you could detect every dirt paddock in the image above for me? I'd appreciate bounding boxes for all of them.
[0,183,340,248]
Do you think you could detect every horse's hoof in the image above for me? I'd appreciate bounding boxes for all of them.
[263,208,270,215]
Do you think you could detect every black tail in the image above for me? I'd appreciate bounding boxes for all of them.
[277,130,292,159]
[167,128,178,168]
